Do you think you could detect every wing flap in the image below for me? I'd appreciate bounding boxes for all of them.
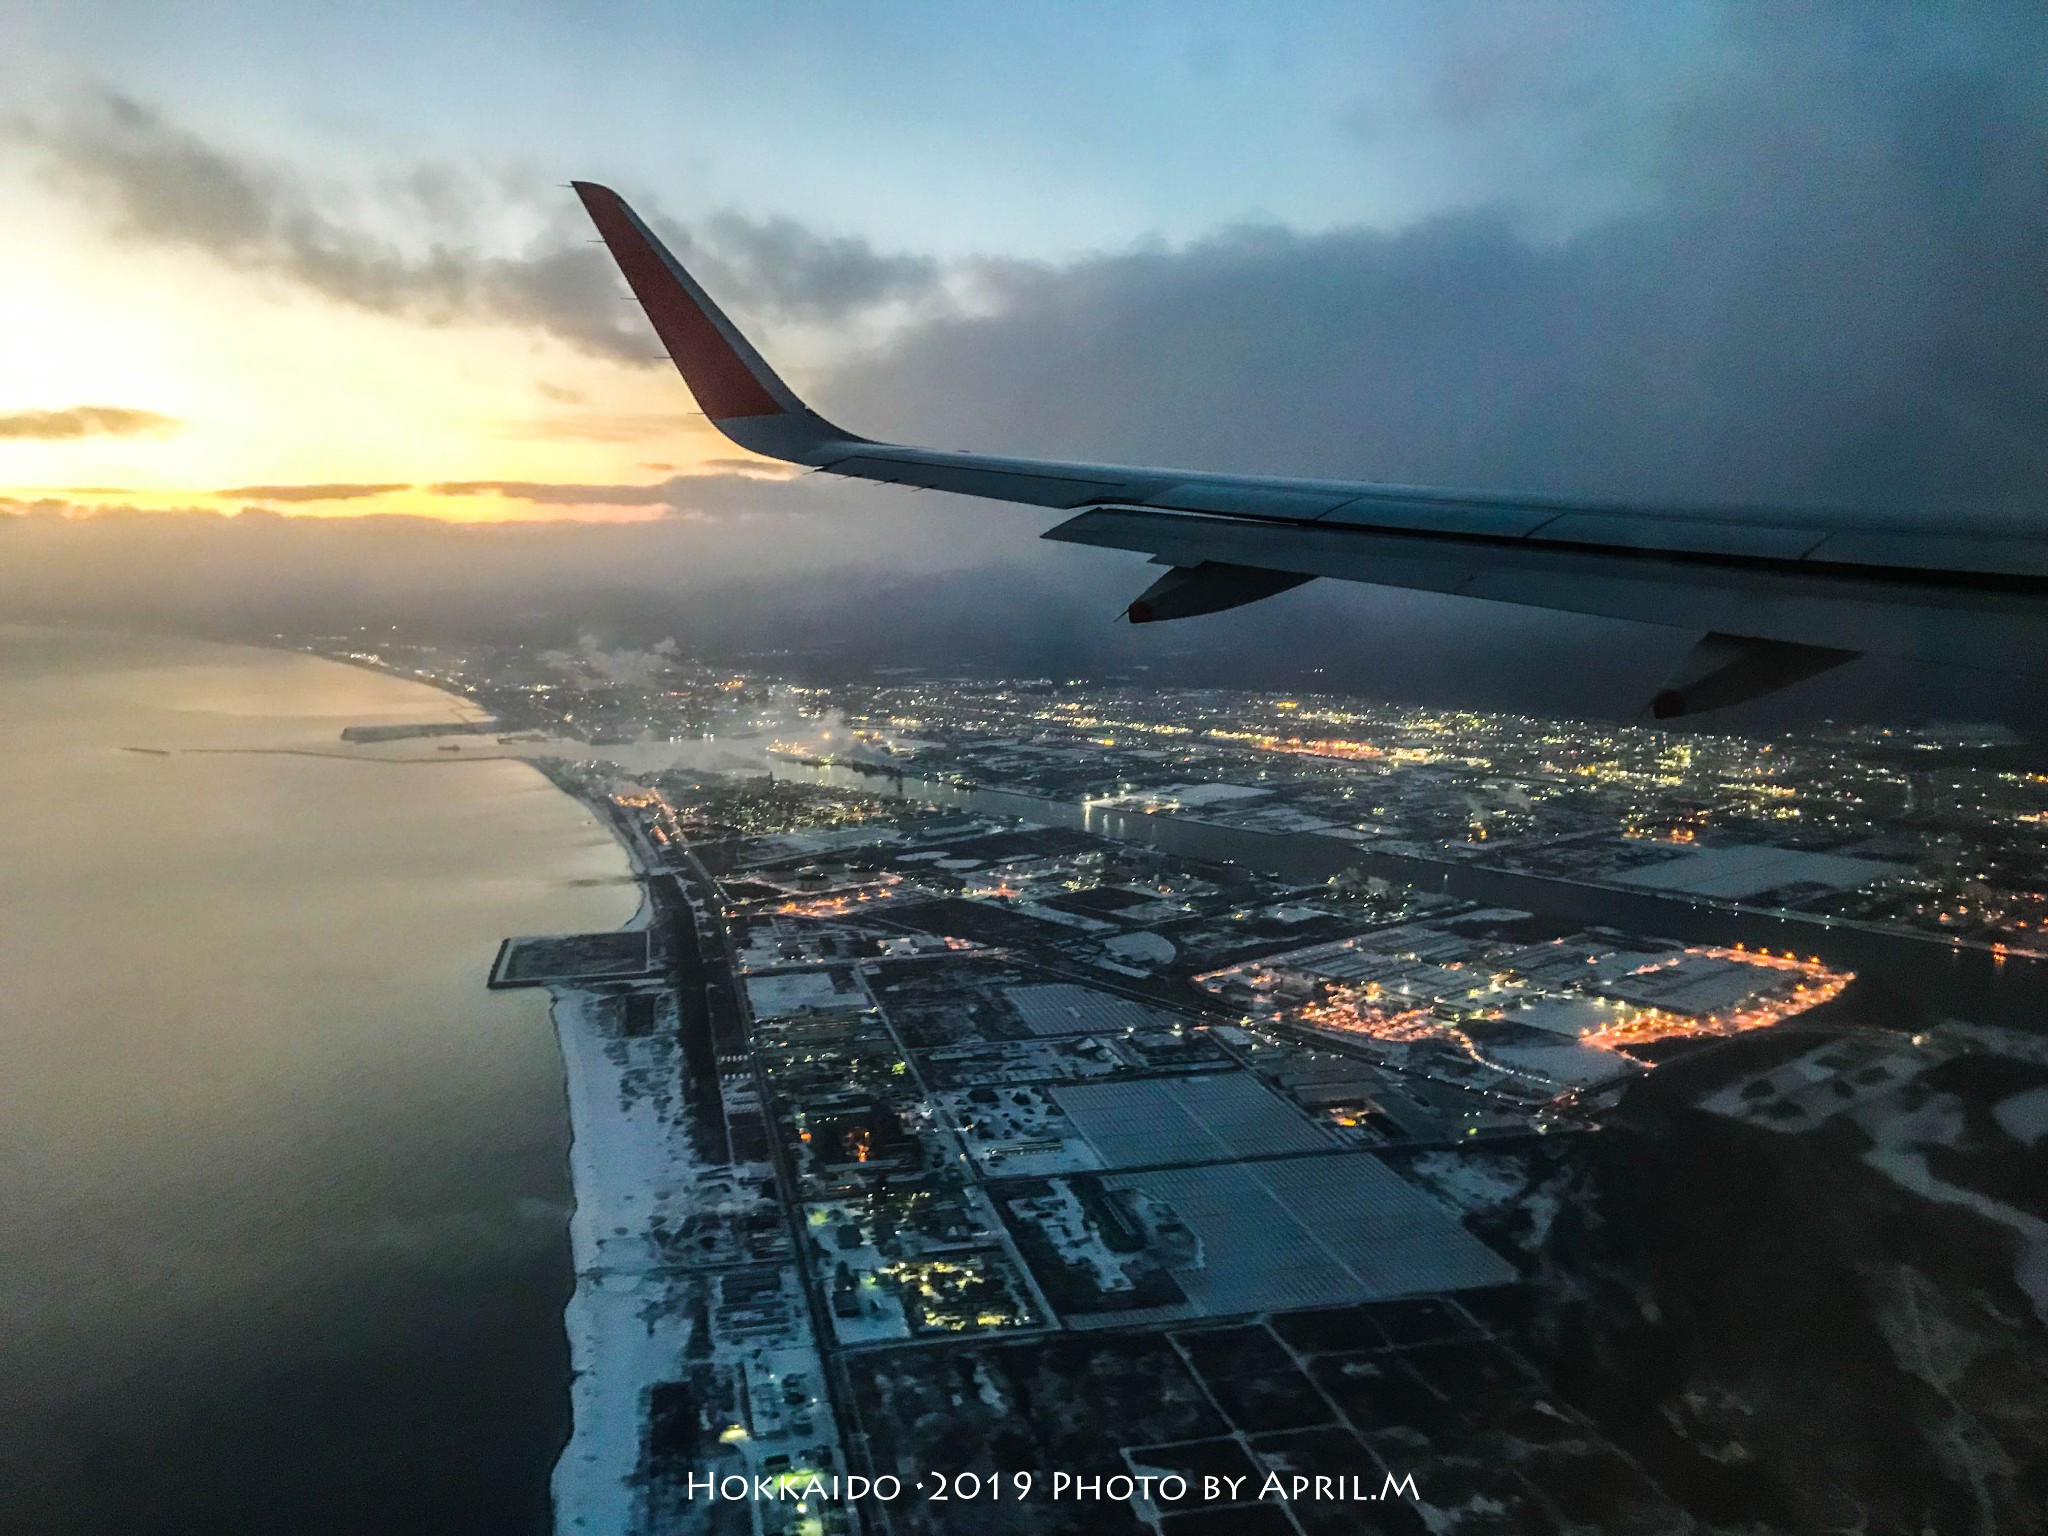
[1534,512,1827,560]
[1126,563,1316,622]
[1809,529,2048,577]
[1649,634,1858,719]
[1143,482,1357,520]
[1318,496,1561,538]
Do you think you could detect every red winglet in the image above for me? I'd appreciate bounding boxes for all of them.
[573,182,786,421]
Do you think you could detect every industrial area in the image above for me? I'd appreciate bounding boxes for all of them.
[327,634,2048,1536]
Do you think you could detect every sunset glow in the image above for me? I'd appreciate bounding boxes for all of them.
[0,162,790,523]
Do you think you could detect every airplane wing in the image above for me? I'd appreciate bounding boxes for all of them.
[575,181,2047,716]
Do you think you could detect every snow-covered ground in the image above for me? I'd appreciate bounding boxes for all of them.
[546,981,842,1536]
[1700,1028,2048,1329]
[550,987,705,1535]
[1862,1145,2048,1331]
[1993,1084,2048,1148]
[1405,1148,1564,1254]
[1408,1150,1529,1216]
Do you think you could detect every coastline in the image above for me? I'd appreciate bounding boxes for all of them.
[548,981,706,1533]
[540,796,681,1534]
[507,768,846,1536]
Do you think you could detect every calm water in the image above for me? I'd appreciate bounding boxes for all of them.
[0,628,636,1535]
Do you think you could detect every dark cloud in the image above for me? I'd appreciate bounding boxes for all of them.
[0,406,179,440]
[0,485,1012,611]
[824,5,2047,521]
[3,498,2041,731]
[681,213,939,323]
[13,94,646,360]
[214,483,407,502]
[428,470,818,511]
[16,94,940,363]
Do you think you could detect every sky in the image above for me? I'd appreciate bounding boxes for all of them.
[0,1,2043,715]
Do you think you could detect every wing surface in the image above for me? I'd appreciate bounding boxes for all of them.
[575,181,2047,691]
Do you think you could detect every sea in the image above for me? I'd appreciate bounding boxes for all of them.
[0,626,638,1535]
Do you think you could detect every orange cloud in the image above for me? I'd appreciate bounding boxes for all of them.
[0,406,180,440]
[213,482,409,502]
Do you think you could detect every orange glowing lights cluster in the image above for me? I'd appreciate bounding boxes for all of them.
[1298,996,1445,1043]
